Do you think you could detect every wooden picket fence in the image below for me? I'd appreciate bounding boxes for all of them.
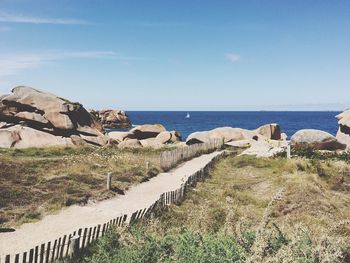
[1,151,226,263]
[160,139,224,171]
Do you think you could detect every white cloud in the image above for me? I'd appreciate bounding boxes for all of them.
[0,51,151,79]
[0,55,42,78]
[0,25,11,31]
[225,53,241,62]
[0,51,114,78]
[0,12,88,25]
[127,21,186,28]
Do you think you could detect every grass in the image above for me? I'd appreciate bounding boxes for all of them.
[74,154,350,263]
[276,146,350,162]
[0,146,166,227]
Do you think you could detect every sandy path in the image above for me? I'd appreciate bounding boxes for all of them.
[0,151,221,257]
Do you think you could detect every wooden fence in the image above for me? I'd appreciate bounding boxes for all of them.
[1,151,226,263]
[160,139,224,171]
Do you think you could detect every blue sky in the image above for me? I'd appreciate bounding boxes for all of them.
[0,0,349,110]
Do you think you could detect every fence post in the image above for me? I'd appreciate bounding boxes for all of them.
[287,142,291,159]
[146,161,150,174]
[69,234,80,258]
[107,173,112,190]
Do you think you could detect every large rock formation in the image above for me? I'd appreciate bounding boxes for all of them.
[186,124,282,145]
[256,123,281,140]
[108,131,134,143]
[118,138,142,149]
[89,109,131,129]
[291,129,346,151]
[130,124,166,140]
[0,86,108,148]
[336,109,350,148]
[108,124,182,149]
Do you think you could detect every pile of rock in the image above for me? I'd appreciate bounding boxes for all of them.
[89,109,131,129]
[109,124,182,149]
[3,86,348,154]
[336,109,350,148]
[290,129,346,151]
[289,108,350,151]
[185,124,287,157]
[186,123,283,145]
[0,86,108,148]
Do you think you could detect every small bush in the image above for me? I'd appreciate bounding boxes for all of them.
[77,223,350,263]
[80,227,247,263]
[292,147,350,163]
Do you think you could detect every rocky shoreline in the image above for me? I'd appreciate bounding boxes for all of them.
[89,109,131,129]
[1,86,349,154]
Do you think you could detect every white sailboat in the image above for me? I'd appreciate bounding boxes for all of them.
[185,112,190,119]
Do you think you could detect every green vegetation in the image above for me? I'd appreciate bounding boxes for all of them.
[276,146,350,162]
[74,155,350,263]
[0,146,95,158]
[0,146,165,227]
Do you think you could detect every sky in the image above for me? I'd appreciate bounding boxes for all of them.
[0,0,349,111]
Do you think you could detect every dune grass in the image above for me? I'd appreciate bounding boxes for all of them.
[76,155,350,263]
[0,146,165,227]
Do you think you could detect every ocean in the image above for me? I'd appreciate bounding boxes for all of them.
[125,111,340,140]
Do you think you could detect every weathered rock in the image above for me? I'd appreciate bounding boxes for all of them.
[186,125,279,145]
[0,86,107,148]
[336,131,350,149]
[70,135,88,146]
[130,124,166,140]
[118,139,142,149]
[108,131,134,142]
[107,137,119,146]
[291,129,346,151]
[0,122,15,129]
[156,131,172,144]
[0,129,21,148]
[240,140,285,158]
[336,109,350,127]
[139,131,176,148]
[140,138,164,149]
[281,133,288,141]
[76,125,103,137]
[1,86,103,131]
[186,131,212,145]
[89,109,131,129]
[336,109,350,148]
[79,133,108,147]
[14,111,49,125]
[256,123,281,140]
[186,128,238,145]
[108,126,182,149]
[169,130,182,143]
[1,86,75,129]
[0,125,72,148]
[213,127,248,142]
[226,139,253,148]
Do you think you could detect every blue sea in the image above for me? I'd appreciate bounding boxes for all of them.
[125,111,340,140]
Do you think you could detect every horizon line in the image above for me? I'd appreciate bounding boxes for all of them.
[121,110,343,112]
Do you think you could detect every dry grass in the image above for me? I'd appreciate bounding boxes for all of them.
[152,155,350,261]
[0,146,165,227]
[159,155,350,234]
[77,154,350,262]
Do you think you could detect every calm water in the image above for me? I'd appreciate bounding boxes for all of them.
[125,111,340,140]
